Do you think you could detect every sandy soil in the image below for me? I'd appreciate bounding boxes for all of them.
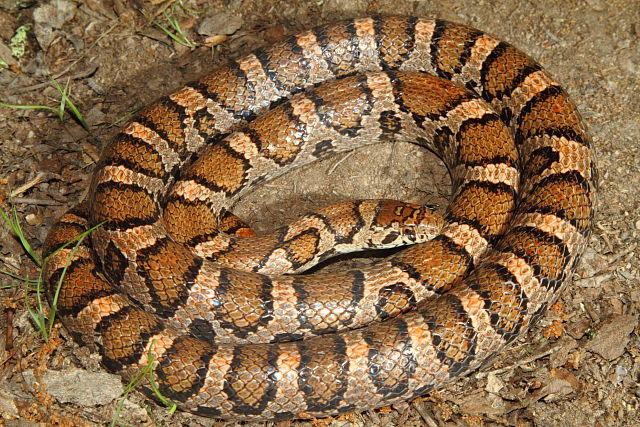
[0,0,638,426]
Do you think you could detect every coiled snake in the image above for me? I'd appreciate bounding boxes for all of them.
[43,16,596,420]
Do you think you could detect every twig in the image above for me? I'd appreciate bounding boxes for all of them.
[607,242,637,263]
[412,402,440,427]
[9,173,47,198]
[153,0,175,18]
[327,151,354,175]
[476,341,565,378]
[12,66,98,94]
[5,307,14,352]
[8,197,63,206]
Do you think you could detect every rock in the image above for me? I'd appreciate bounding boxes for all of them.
[0,9,18,40]
[541,377,575,402]
[485,372,504,394]
[0,387,19,419]
[585,314,638,361]
[197,12,243,36]
[457,391,506,416]
[23,368,123,406]
[549,337,578,369]
[566,317,591,340]
[0,40,16,67]
[32,0,78,49]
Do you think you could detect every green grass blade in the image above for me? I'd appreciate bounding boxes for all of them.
[106,107,142,129]
[45,222,104,336]
[1,77,89,132]
[49,77,90,131]
[0,205,41,266]
[0,269,38,284]
[0,101,59,114]
[142,5,194,48]
[163,9,194,48]
[110,340,177,426]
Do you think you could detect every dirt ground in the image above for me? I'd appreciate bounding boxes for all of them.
[0,0,638,426]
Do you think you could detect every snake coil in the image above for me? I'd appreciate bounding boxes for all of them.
[44,16,596,420]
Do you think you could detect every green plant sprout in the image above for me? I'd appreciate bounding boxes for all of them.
[0,76,89,131]
[1,205,175,420]
[142,1,196,49]
[111,340,177,426]
[0,204,101,340]
[106,106,143,129]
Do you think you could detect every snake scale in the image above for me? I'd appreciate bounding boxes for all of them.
[43,16,596,420]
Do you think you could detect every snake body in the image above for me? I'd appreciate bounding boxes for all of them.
[43,16,596,420]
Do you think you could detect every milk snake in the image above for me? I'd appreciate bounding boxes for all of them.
[43,16,596,420]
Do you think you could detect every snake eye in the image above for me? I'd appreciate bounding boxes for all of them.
[403,227,415,240]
